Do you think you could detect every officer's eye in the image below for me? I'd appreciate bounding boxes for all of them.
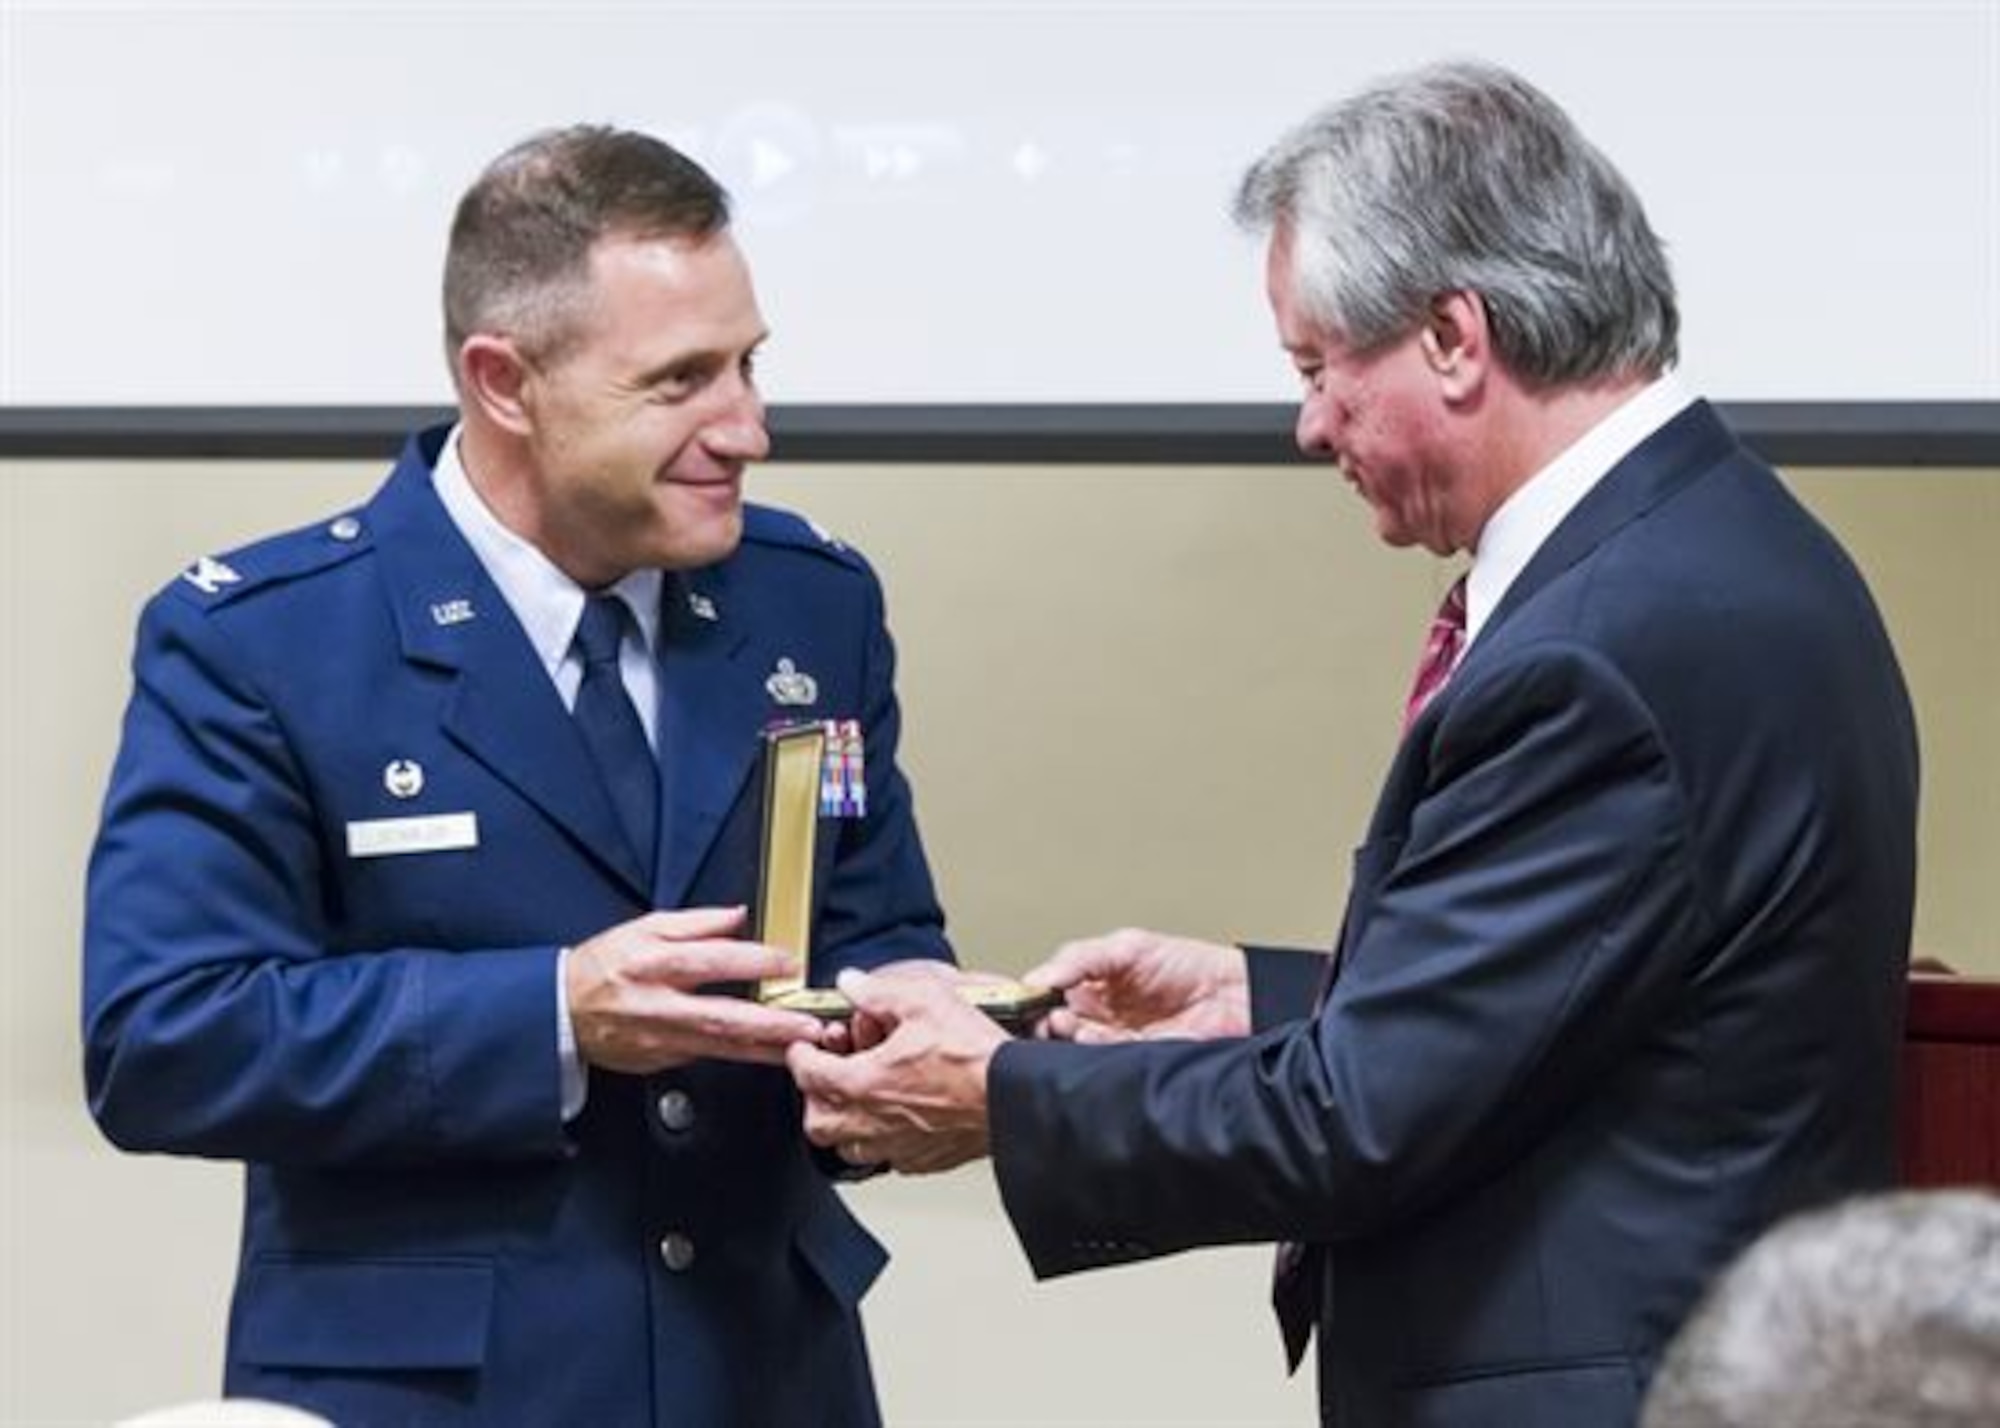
[649,364,709,402]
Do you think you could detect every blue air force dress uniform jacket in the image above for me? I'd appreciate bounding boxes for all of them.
[83,426,951,1427]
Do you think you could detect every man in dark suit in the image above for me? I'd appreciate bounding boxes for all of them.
[788,61,1919,1427]
[83,126,950,1426]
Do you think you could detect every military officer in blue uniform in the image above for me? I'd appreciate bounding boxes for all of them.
[83,126,951,1427]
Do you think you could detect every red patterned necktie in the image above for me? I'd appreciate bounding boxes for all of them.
[1401,575,1469,733]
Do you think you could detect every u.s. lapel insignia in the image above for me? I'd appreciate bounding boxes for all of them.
[765,658,819,707]
[383,759,425,799]
[687,590,719,622]
[429,598,476,627]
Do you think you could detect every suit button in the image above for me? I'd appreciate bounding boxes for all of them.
[660,1233,696,1272]
[328,515,362,541]
[656,1090,695,1132]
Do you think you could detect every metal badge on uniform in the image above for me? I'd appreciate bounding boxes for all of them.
[181,555,241,595]
[817,719,866,818]
[687,591,718,622]
[346,812,479,858]
[765,658,818,707]
[429,598,475,627]
[383,759,424,799]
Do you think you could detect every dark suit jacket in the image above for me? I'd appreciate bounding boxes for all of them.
[83,426,950,1427]
[989,402,1918,1427]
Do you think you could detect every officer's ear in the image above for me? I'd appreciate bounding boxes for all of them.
[457,333,537,436]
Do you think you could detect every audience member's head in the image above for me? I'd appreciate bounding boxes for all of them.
[116,1399,333,1428]
[1643,1190,2000,1428]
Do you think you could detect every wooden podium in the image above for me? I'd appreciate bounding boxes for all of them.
[1899,975,2000,1187]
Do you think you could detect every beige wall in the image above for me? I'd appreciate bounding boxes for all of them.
[1782,470,1999,969]
[3,456,1993,1424]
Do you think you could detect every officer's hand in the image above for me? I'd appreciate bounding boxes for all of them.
[1027,928,1249,1044]
[565,906,828,1073]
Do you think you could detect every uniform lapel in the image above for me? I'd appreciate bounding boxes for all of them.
[440,623,653,898]
[652,573,767,908]
[367,433,653,899]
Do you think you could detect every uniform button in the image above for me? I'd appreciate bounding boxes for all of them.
[328,515,362,541]
[656,1090,695,1132]
[659,1233,696,1272]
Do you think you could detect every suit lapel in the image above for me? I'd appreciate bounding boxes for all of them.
[1480,400,1737,643]
[653,573,767,908]
[1351,402,1742,980]
[367,433,653,899]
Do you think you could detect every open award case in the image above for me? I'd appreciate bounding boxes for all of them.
[752,721,1062,1031]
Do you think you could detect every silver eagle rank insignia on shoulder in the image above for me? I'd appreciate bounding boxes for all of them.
[181,555,243,596]
[804,517,847,552]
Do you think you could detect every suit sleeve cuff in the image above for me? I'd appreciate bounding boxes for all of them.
[1244,944,1327,1032]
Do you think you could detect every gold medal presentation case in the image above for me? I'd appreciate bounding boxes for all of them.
[752,722,1060,1032]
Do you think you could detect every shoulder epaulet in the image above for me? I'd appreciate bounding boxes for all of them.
[165,508,374,611]
[740,503,867,572]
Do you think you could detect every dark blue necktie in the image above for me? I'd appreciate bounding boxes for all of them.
[571,594,658,877]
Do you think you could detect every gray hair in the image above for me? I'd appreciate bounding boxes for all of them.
[1233,60,1678,388]
[1641,1190,2000,1428]
[442,125,731,369]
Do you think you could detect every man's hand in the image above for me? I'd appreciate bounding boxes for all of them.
[819,960,1023,1054]
[788,967,1007,1175]
[565,906,828,1074]
[1028,928,1250,1043]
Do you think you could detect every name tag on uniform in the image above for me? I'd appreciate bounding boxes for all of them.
[346,812,480,859]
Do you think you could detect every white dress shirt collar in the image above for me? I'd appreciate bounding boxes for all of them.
[429,425,663,682]
[1464,376,1694,646]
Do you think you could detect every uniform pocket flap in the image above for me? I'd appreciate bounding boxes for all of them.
[793,1192,888,1309]
[235,1256,494,1370]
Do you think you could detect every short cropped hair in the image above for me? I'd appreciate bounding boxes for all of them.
[442,125,731,369]
[1642,1190,2000,1428]
[1234,60,1678,389]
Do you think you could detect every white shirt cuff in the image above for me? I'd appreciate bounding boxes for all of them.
[556,946,588,1121]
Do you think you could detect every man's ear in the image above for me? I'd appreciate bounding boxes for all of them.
[1419,289,1488,403]
[457,334,536,435]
